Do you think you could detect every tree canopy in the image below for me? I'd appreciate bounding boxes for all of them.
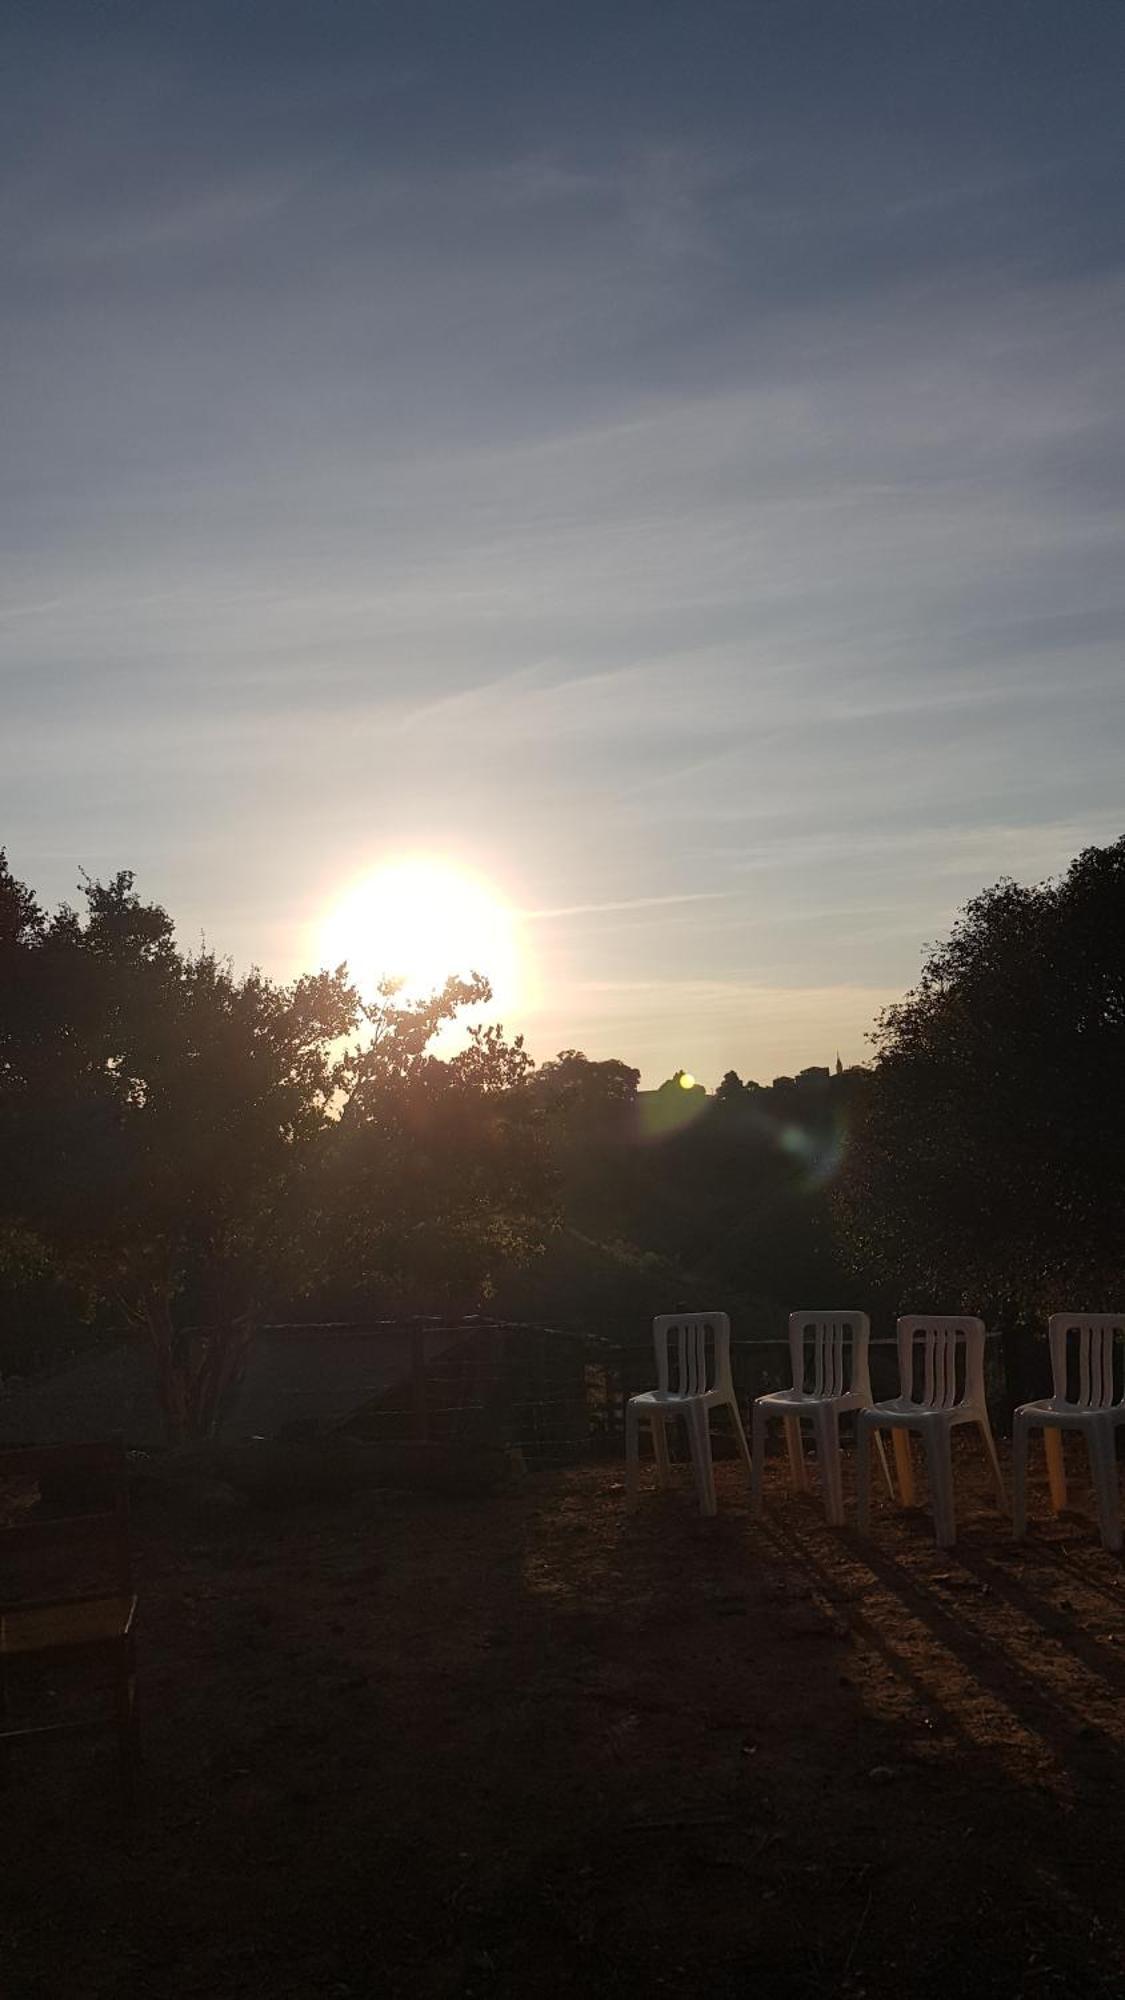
[0,856,554,1437]
[10,836,1121,1441]
[836,837,1125,1342]
[0,856,361,1435]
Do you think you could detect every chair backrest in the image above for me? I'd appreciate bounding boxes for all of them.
[1048,1314,1125,1410]
[0,1441,131,1607]
[653,1313,732,1397]
[788,1312,872,1399]
[896,1316,986,1411]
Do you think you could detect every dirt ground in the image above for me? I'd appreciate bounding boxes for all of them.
[5,1434,1125,1999]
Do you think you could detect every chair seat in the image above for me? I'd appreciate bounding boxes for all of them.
[862,1398,979,1429]
[1,1593,137,1658]
[1015,1398,1125,1428]
[629,1388,727,1411]
[756,1388,864,1413]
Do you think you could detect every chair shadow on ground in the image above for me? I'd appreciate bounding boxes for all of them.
[752,1468,1125,1989]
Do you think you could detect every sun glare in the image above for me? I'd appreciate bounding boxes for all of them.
[320,858,521,1015]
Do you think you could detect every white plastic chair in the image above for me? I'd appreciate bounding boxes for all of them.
[625,1312,751,1517]
[750,1311,895,1526]
[1013,1314,1125,1552]
[857,1316,1006,1547]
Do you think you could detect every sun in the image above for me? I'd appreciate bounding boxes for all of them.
[319,858,521,1014]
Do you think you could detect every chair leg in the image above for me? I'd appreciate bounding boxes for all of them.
[687,1403,717,1517]
[813,1407,845,1528]
[651,1411,673,1488]
[978,1416,1007,1510]
[750,1402,766,1518]
[856,1417,873,1534]
[874,1431,896,1500]
[784,1417,808,1494]
[1086,1427,1122,1554]
[727,1395,753,1492]
[1012,1415,1030,1540]
[625,1400,640,1503]
[924,1428,956,1548]
[892,1430,916,1508]
[1044,1428,1067,1514]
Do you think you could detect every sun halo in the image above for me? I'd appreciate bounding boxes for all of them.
[319,858,521,1018]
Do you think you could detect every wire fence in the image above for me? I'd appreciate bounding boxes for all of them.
[279,1316,1011,1461]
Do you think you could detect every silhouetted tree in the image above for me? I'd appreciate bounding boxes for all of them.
[836,838,1125,1394]
[0,858,359,1437]
[715,1070,746,1103]
[0,859,556,1435]
[530,1049,640,1118]
[317,989,555,1315]
[657,1069,702,1095]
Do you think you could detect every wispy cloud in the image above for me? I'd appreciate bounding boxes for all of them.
[3,3,1124,1079]
[522,890,731,922]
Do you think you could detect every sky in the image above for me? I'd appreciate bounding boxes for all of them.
[3,1,1124,1085]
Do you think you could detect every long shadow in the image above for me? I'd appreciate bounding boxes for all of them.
[756,1504,1125,1984]
[752,1512,988,1756]
[970,1520,1125,1607]
[758,1493,1125,1778]
[955,1542,1125,1698]
[495,1473,1125,1996]
[850,1527,1125,1770]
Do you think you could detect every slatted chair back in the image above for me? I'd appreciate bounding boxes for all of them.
[653,1313,732,1399]
[788,1311,872,1400]
[1048,1314,1125,1410]
[896,1316,986,1413]
[0,1442,131,1609]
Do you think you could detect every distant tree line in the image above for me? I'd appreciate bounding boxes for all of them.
[2,836,1123,1435]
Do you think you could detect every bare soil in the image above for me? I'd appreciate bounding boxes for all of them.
[5,1438,1125,1998]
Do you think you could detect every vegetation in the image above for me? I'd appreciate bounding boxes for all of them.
[0,857,550,1437]
[3,835,1123,1432]
[312,1002,555,1319]
[836,837,1125,1394]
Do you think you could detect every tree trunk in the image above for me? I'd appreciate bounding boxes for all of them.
[140,1289,189,1446]
[139,1296,254,1443]
[191,1318,255,1440]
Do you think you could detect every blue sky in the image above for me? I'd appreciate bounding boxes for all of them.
[3,1,1124,1083]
